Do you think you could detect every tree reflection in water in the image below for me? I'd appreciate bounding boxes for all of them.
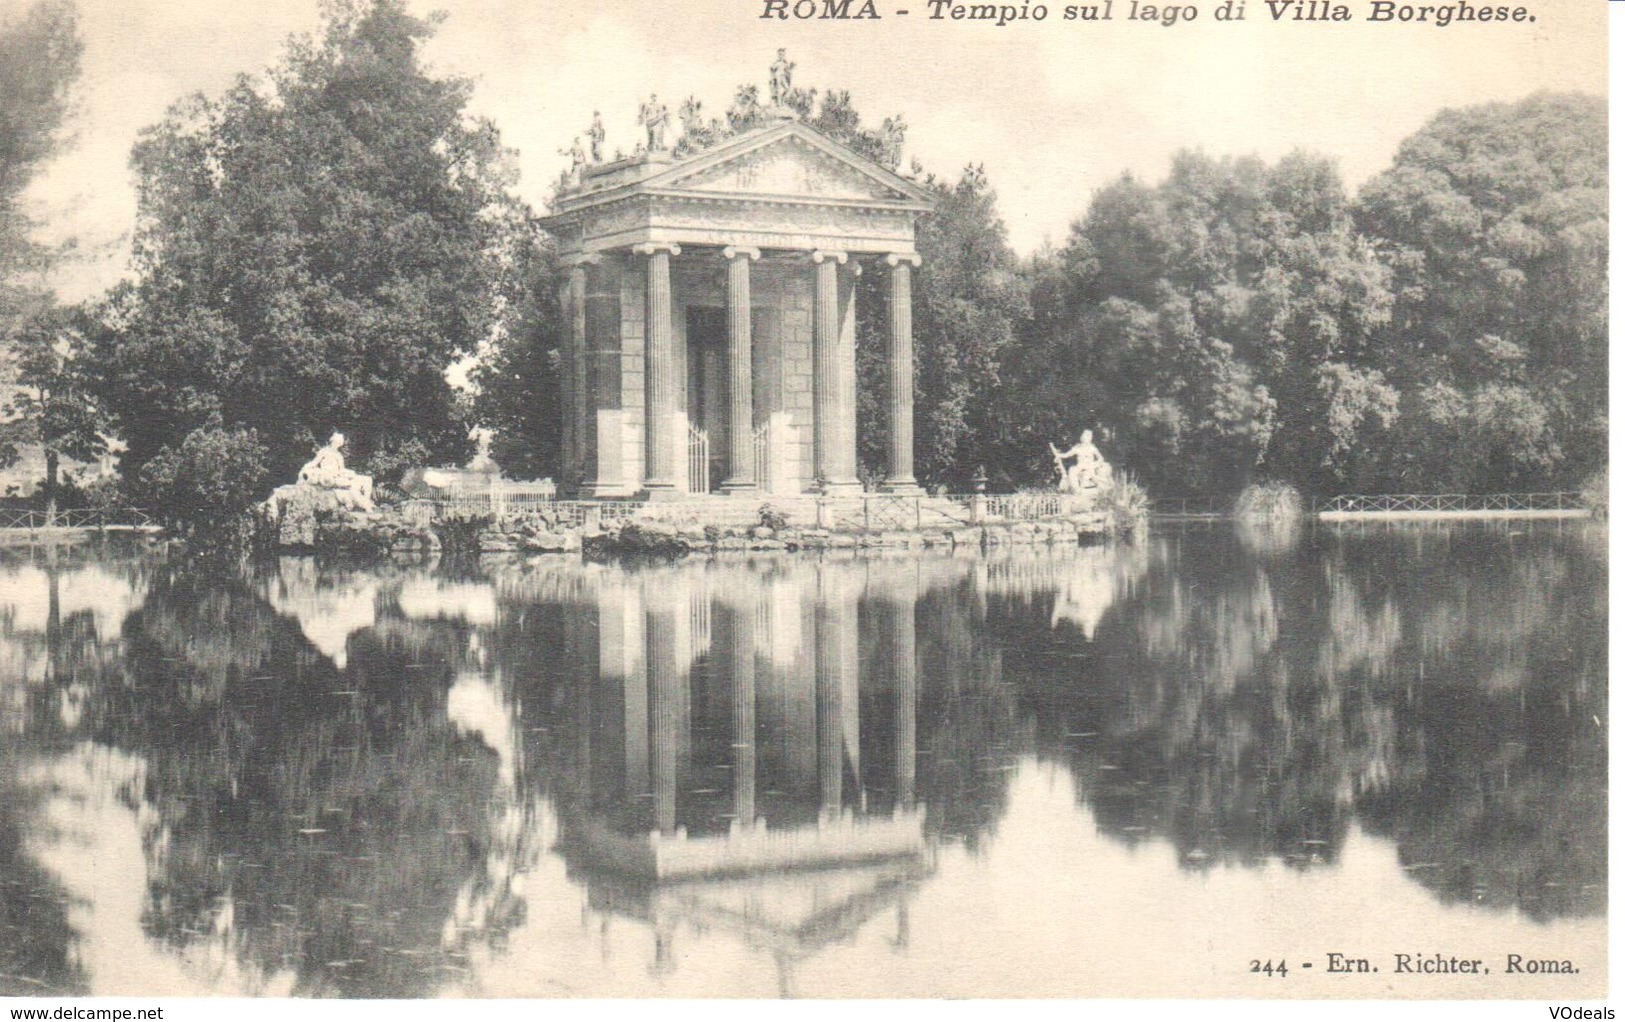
[0,520,1605,995]
[1013,520,1605,920]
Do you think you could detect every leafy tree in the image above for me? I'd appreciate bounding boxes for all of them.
[1006,151,1392,495]
[0,304,107,516]
[0,1,91,514]
[1356,93,1606,490]
[0,0,81,322]
[469,235,562,481]
[138,423,269,535]
[91,0,523,496]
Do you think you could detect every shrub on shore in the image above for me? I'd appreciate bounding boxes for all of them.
[757,504,790,532]
[139,425,269,540]
[587,521,689,558]
[431,512,493,557]
[1234,482,1304,520]
[1101,474,1150,533]
[1581,470,1607,519]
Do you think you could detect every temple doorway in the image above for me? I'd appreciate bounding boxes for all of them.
[686,306,727,493]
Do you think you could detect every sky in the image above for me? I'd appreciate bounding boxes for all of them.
[9,0,1608,303]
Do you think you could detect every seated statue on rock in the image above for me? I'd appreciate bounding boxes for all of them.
[1050,430,1113,496]
[298,432,374,510]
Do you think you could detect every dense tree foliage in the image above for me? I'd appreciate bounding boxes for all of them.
[89,0,524,498]
[1003,151,1392,495]
[1355,93,1606,491]
[889,164,1027,488]
[469,235,562,482]
[0,0,89,507]
[138,423,269,535]
[1002,93,1603,497]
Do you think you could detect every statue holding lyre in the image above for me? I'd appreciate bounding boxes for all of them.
[1049,430,1112,496]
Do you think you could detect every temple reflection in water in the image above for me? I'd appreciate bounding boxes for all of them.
[0,522,1607,997]
[519,557,956,988]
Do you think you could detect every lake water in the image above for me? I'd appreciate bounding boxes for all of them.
[0,520,1605,999]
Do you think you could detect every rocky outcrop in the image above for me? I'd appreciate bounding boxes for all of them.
[263,483,347,548]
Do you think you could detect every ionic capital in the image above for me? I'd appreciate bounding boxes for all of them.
[631,241,682,257]
[885,252,922,268]
[810,249,848,265]
[563,252,603,268]
[723,245,762,262]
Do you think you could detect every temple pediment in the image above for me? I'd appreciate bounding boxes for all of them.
[651,129,920,204]
[545,121,934,227]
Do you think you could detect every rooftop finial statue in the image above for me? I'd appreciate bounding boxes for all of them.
[587,110,605,162]
[879,114,907,170]
[769,48,795,107]
[679,95,703,135]
[559,136,586,182]
[638,93,670,151]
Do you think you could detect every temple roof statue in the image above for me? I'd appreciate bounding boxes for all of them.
[679,95,704,136]
[769,48,795,107]
[638,93,670,152]
[587,110,605,162]
[560,137,587,184]
[879,115,907,171]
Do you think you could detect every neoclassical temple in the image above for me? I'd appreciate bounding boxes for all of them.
[538,113,934,498]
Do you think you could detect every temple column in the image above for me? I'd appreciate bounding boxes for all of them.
[838,259,862,493]
[557,256,595,493]
[570,259,593,491]
[721,247,760,494]
[881,253,922,493]
[812,250,862,495]
[579,255,625,497]
[556,274,577,489]
[635,242,681,497]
